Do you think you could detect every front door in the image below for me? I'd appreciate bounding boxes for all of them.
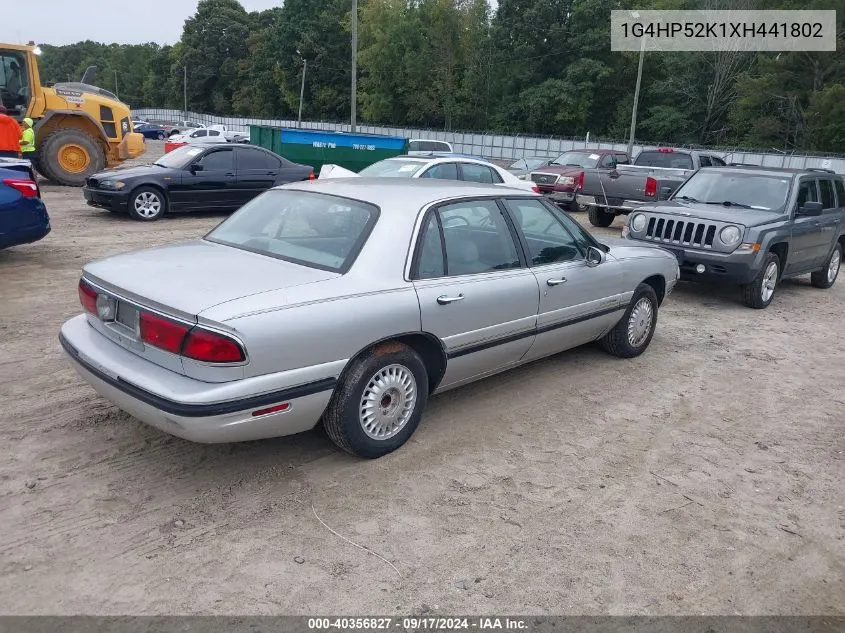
[503,198,626,361]
[411,199,540,390]
[180,147,238,211]
[788,178,828,274]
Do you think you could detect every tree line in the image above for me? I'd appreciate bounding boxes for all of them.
[35,0,845,152]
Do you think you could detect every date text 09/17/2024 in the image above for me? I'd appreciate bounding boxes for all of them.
[307,617,528,630]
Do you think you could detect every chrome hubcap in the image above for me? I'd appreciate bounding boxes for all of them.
[828,249,841,284]
[762,261,778,302]
[359,364,417,440]
[627,297,654,348]
[134,192,161,218]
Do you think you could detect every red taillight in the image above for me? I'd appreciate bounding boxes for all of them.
[531,185,540,194]
[309,170,316,180]
[657,147,674,153]
[645,176,657,198]
[4,178,38,198]
[78,279,98,314]
[139,312,190,355]
[182,328,245,363]
[575,170,585,190]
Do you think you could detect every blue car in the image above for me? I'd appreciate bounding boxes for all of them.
[134,123,168,140]
[0,159,50,250]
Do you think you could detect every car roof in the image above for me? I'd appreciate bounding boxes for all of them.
[382,155,496,167]
[705,166,838,178]
[279,177,529,208]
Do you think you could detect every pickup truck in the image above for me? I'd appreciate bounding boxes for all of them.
[579,148,727,227]
[529,148,630,212]
[622,166,845,309]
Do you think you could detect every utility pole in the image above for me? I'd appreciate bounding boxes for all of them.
[183,66,188,122]
[627,37,645,158]
[114,70,118,97]
[351,0,357,133]
[298,57,307,128]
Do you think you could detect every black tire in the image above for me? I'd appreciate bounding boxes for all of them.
[127,186,167,221]
[588,206,615,227]
[39,128,106,187]
[810,243,842,289]
[168,130,180,137]
[599,283,659,358]
[741,252,780,309]
[323,342,429,458]
[156,131,166,140]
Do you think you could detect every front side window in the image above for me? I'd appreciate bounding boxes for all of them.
[419,163,458,180]
[206,190,378,272]
[552,151,599,169]
[699,156,712,167]
[615,153,630,165]
[819,179,835,209]
[417,200,520,277]
[711,156,726,166]
[796,179,819,208]
[199,149,234,171]
[600,154,616,168]
[506,199,583,265]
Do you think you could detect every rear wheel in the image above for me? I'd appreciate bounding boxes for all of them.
[39,129,106,187]
[128,186,167,221]
[588,206,615,227]
[810,243,841,289]
[156,131,166,140]
[599,283,659,358]
[323,342,428,458]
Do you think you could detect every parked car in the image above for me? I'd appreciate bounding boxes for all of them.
[131,119,149,128]
[623,166,845,308]
[320,156,539,193]
[579,148,727,227]
[507,156,553,179]
[134,123,168,140]
[0,158,50,249]
[530,149,631,212]
[168,127,229,145]
[165,120,205,137]
[407,139,453,155]
[60,179,679,457]
[82,144,314,221]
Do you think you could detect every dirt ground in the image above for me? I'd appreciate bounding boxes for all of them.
[0,142,842,616]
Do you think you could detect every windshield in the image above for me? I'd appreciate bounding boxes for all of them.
[551,152,599,168]
[358,159,427,178]
[154,145,204,168]
[635,151,693,169]
[206,190,378,272]
[673,171,791,211]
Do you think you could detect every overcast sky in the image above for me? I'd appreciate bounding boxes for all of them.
[0,0,284,46]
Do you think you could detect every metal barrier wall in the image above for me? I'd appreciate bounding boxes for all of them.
[133,108,845,173]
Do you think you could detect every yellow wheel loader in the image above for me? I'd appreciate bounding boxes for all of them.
[0,43,145,186]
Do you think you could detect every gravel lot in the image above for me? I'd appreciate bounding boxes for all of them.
[1,142,843,615]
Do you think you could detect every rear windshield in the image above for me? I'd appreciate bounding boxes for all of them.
[635,151,693,169]
[205,190,379,272]
[359,159,427,178]
[673,171,791,211]
[551,151,599,168]
[409,140,451,152]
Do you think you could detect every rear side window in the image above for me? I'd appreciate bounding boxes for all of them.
[420,163,459,180]
[819,179,835,209]
[460,163,502,184]
[834,178,845,207]
[206,190,378,272]
[635,151,694,169]
[710,156,726,166]
[699,156,712,167]
[238,149,280,170]
[416,215,445,279]
[193,130,207,137]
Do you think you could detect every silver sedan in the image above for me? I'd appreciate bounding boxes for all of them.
[59,179,680,458]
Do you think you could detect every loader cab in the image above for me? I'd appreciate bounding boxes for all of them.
[0,49,32,120]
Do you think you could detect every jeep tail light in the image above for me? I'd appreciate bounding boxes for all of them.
[182,328,245,363]
[139,310,245,363]
[645,176,657,198]
[139,312,190,355]
[4,178,38,198]
[78,279,98,315]
[575,171,585,190]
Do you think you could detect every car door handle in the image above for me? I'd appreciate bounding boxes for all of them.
[546,278,567,286]
[437,294,464,305]
[225,172,235,177]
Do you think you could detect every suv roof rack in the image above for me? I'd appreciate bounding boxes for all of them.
[806,167,835,174]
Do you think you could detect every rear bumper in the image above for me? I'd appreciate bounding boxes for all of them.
[83,187,129,211]
[0,198,51,249]
[59,314,337,443]
[576,194,649,214]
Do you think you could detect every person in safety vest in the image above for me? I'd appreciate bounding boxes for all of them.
[20,117,35,156]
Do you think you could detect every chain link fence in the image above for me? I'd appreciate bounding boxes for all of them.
[133,108,845,173]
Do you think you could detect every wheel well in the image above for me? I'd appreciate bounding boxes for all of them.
[37,113,107,151]
[769,242,788,265]
[642,274,666,305]
[347,334,447,394]
[838,235,845,251]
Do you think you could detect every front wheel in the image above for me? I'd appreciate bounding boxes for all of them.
[599,283,659,358]
[128,186,167,221]
[810,243,841,289]
[323,342,429,458]
[587,206,615,227]
[741,252,780,309]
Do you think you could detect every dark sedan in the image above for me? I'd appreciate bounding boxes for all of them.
[82,144,315,221]
[0,159,50,249]
[134,123,169,140]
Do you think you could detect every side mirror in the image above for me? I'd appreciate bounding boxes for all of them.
[190,163,204,173]
[797,201,823,217]
[585,246,606,267]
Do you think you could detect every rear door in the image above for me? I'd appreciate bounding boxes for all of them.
[817,177,842,259]
[235,147,280,204]
[411,198,540,390]
[503,198,625,360]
